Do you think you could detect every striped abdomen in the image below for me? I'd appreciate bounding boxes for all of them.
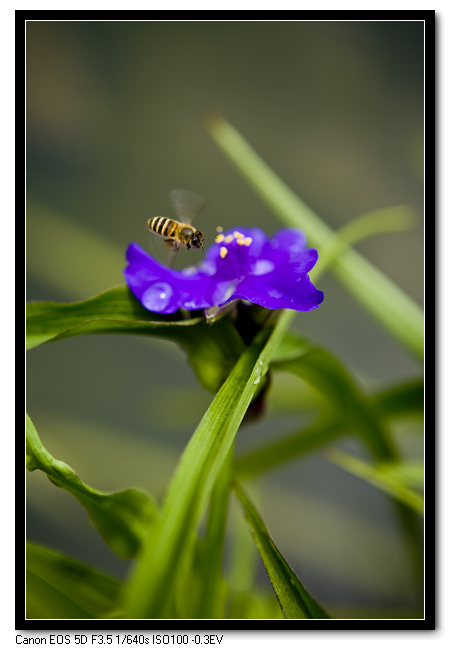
[148,217,185,239]
[148,216,204,251]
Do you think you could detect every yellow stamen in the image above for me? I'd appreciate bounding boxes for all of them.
[215,233,225,243]
[244,237,252,246]
[216,226,223,233]
[236,238,245,245]
[224,234,234,243]
[220,246,228,259]
[233,230,244,239]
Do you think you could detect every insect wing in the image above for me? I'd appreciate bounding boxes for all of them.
[170,189,206,225]
[167,240,181,268]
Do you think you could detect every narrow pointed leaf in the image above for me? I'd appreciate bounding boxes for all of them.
[233,481,330,619]
[272,333,397,460]
[26,542,123,619]
[376,379,424,418]
[26,414,158,558]
[26,287,191,350]
[26,287,245,392]
[311,205,418,283]
[204,112,423,360]
[124,309,296,619]
[227,491,260,615]
[193,452,232,619]
[236,377,423,479]
[236,415,348,480]
[327,449,424,515]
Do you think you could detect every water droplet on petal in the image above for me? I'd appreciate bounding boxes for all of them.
[141,282,174,311]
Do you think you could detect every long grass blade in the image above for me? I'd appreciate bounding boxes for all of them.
[124,309,296,618]
[204,112,423,360]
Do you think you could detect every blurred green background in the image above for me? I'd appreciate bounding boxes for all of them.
[26,21,424,617]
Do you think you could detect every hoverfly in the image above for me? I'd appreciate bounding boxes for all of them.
[147,189,207,267]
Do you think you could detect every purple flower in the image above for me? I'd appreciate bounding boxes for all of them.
[123,227,324,315]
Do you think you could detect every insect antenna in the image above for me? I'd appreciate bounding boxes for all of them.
[199,235,219,258]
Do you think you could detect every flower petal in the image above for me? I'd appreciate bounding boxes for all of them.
[124,243,209,313]
[268,228,307,257]
[203,228,268,281]
[230,263,324,311]
[124,227,323,314]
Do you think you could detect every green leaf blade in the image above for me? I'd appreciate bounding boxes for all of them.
[26,287,245,393]
[124,309,296,618]
[376,379,424,419]
[236,415,347,480]
[233,481,330,619]
[327,450,424,515]
[26,542,123,619]
[272,333,397,461]
[204,113,423,360]
[26,414,158,558]
[193,454,232,619]
[236,376,424,480]
[26,287,196,350]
